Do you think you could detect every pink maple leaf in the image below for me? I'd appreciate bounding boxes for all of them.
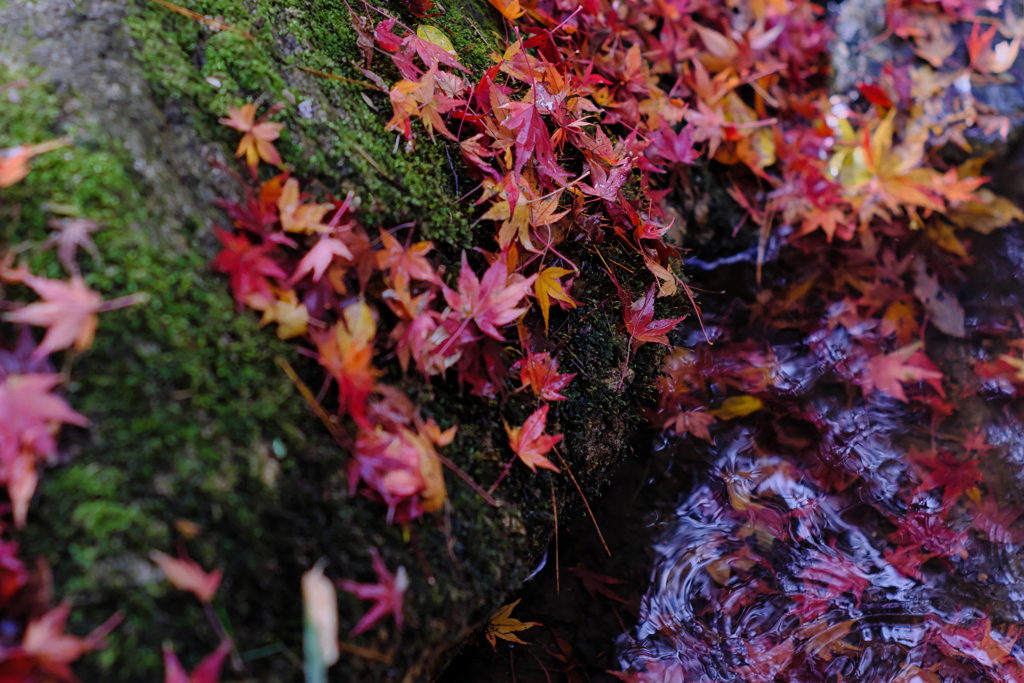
[289,236,352,284]
[163,639,233,683]
[864,343,944,402]
[338,547,409,637]
[441,252,537,341]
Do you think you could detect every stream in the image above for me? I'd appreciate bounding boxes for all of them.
[444,223,1024,682]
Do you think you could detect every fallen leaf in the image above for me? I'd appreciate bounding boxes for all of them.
[534,266,577,333]
[150,549,223,603]
[4,274,104,359]
[302,559,339,676]
[505,404,562,473]
[163,639,233,683]
[338,547,408,637]
[485,599,539,648]
[218,103,284,175]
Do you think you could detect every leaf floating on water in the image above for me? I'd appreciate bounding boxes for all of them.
[709,395,763,420]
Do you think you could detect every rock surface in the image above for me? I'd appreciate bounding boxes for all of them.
[0,0,671,679]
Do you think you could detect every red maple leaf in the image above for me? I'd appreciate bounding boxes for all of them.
[799,547,870,605]
[512,349,577,401]
[890,510,968,557]
[210,229,286,310]
[441,253,537,341]
[972,497,1024,544]
[883,544,936,581]
[500,97,568,185]
[289,236,352,284]
[150,549,223,603]
[505,404,562,473]
[912,451,981,510]
[580,159,633,202]
[376,230,439,284]
[621,285,686,350]
[0,373,90,526]
[647,122,697,167]
[11,602,120,682]
[338,547,409,637]
[569,564,626,602]
[962,428,994,457]
[733,637,794,683]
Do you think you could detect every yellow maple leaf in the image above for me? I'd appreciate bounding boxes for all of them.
[259,290,309,339]
[534,266,577,333]
[709,395,763,420]
[278,178,332,234]
[485,599,538,649]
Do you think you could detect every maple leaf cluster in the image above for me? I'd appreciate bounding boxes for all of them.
[205,0,1024,665]
[209,161,587,519]
[1,136,134,533]
[0,124,145,679]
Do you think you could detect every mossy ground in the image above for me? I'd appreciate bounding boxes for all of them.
[123,0,504,245]
[0,0,680,679]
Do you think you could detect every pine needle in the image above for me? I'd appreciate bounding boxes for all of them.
[295,65,379,90]
[337,641,391,664]
[551,477,560,593]
[148,0,255,40]
[553,446,611,556]
[274,356,344,445]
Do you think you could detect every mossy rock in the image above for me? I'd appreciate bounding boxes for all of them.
[0,0,680,679]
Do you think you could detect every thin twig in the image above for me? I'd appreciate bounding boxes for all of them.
[97,292,150,312]
[487,453,518,495]
[588,246,635,274]
[553,446,610,556]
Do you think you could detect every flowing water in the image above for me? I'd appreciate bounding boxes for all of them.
[617,225,1024,683]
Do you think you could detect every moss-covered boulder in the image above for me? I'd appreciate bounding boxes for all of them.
[0,0,675,679]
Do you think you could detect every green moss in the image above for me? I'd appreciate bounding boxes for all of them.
[121,0,506,246]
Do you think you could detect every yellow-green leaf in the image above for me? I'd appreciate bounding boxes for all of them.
[416,25,455,55]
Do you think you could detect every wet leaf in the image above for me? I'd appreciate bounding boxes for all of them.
[485,598,539,648]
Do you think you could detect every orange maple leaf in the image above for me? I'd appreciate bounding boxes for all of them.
[277,178,333,234]
[314,301,381,427]
[219,102,284,176]
[488,0,524,20]
[0,138,69,188]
